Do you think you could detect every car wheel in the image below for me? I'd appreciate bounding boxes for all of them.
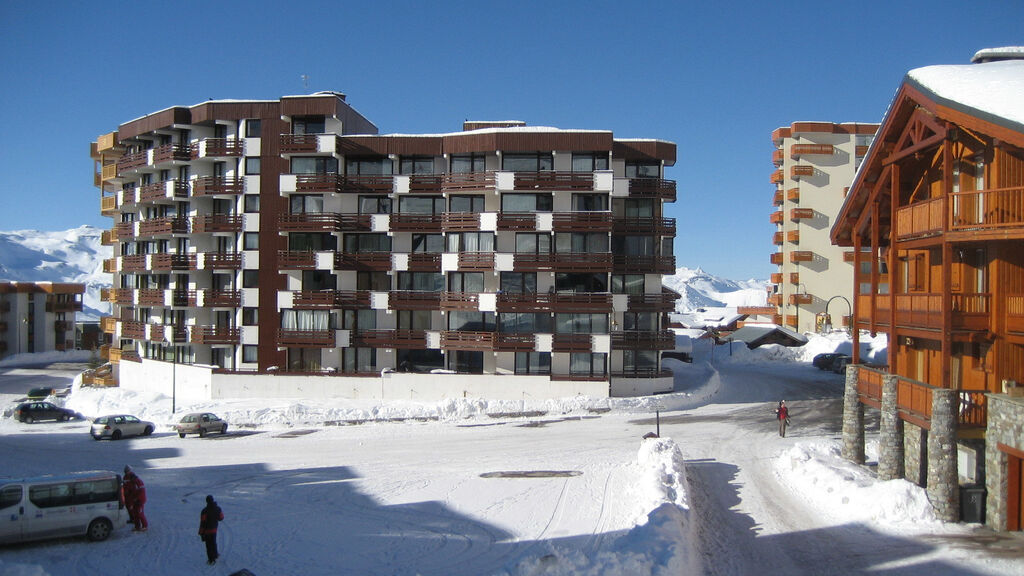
[24,415,33,424]
[221,424,227,434]
[112,430,122,441]
[178,432,186,438]
[143,425,154,436]
[87,517,113,541]
[199,427,207,438]
[92,435,101,441]
[60,414,70,422]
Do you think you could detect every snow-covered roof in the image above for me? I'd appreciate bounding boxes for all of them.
[906,58,1024,134]
[971,46,1024,63]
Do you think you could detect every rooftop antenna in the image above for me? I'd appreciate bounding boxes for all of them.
[301,74,309,90]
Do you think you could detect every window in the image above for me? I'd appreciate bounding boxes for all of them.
[397,272,444,291]
[291,157,338,174]
[243,270,259,288]
[556,313,608,334]
[622,198,655,218]
[359,196,391,214]
[411,234,444,253]
[342,347,377,373]
[341,309,376,330]
[0,486,21,511]
[302,270,335,290]
[399,196,444,214]
[346,157,393,175]
[451,153,485,173]
[449,272,484,292]
[290,195,324,214]
[611,274,645,295]
[572,153,609,172]
[160,169,170,182]
[515,233,551,254]
[245,119,261,138]
[447,232,494,252]
[280,309,331,331]
[448,311,495,331]
[292,116,325,134]
[623,350,658,373]
[357,271,390,291]
[397,349,443,373]
[245,157,261,175]
[572,194,608,211]
[243,194,260,213]
[612,235,655,256]
[450,350,484,374]
[501,194,553,213]
[400,156,435,175]
[502,152,553,171]
[29,483,72,509]
[500,272,537,293]
[570,352,606,376]
[500,312,551,333]
[625,161,659,179]
[449,195,484,213]
[623,312,658,331]
[290,232,336,251]
[556,232,608,253]
[398,310,432,330]
[242,345,258,363]
[515,352,550,375]
[344,233,391,253]
[243,233,259,250]
[242,308,258,326]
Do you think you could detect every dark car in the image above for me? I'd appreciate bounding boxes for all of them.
[832,355,853,374]
[174,412,228,438]
[90,414,156,440]
[812,353,843,370]
[14,401,79,423]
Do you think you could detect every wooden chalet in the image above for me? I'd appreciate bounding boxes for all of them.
[832,49,1024,529]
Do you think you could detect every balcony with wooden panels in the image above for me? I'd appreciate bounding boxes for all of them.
[514,252,613,273]
[102,258,118,273]
[101,195,117,215]
[496,292,557,313]
[198,137,244,158]
[789,293,812,305]
[855,145,870,157]
[440,292,480,311]
[101,228,118,245]
[770,170,784,184]
[115,288,134,305]
[893,293,942,329]
[203,252,243,270]
[138,289,167,306]
[389,213,445,233]
[139,180,189,204]
[787,230,800,243]
[790,165,814,179]
[100,287,115,303]
[612,254,674,274]
[351,329,428,349]
[773,231,784,245]
[171,290,196,307]
[458,252,495,271]
[895,197,944,240]
[790,208,814,221]
[150,253,197,271]
[278,212,342,233]
[787,188,800,203]
[101,163,119,182]
[292,290,370,310]
[191,326,240,345]
[1008,293,1024,334]
[552,212,613,232]
[278,329,336,348]
[278,250,318,270]
[441,330,496,351]
[856,367,988,430]
[202,289,241,308]
[628,178,676,201]
[151,144,192,166]
[497,213,538,231]
[789,272,800,284]
[115,221,136,240]
[334,252,392,271]
[772,149,785,166]
[770,211,783,225]
[193,214,243,234]
[552,333,594,352]
[138,217,189,238]
[612,217,675,236]
[121,320,146,340]
[442,212,481,232]
[790,144,834,158]
[514,172,593,191]
[495,333,537,352]
[407,253,442,271]
[117,150,148,173]
[389,291,442,310]
[767,294,782,306]
[440,171,495,192]
[192,176,245,196]
[100,316,117,333]
[790,250,814,263]
[294,174,393,195]
[770,272,784,284]
[553,292,613,313]
[626,292,678,312]
[784,315,798,328]
[950,186,1024,233]
[611,330,675,350]
[773,189,784,206]
[770,252,783,265]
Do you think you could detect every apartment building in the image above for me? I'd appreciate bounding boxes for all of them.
[91,92,678,401]
[833,48,1024,529]
[0,282,84,359]
[769,122,878,334]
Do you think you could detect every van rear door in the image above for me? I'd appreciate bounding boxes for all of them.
[0,484,25,543]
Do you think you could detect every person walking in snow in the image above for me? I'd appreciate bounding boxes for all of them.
[122,465,148,532]
[775,400,790,437]
[199,495,224,565]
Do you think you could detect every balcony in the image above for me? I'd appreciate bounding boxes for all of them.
[440,292,480,311]
[855,293,891,326]
[115,288,134,305]
[100,316,117,333]
[612,217,675,236]
[1008,293,1024,334]
[514,253,614,272]
[101,195,117,214]
[278,250,318,270]
[203,252,243,270]
[770,170,784,184]
[278,329,335,348]
[790,208,814,221]
[441,330,496,351]
[443,213,481,232]
[770,252,783,265]
[789,293,812,305]
[611,330,675,350]
[121,320,146,340]
[101,228,118,245]
[950,187,1024,232]
[767,294,782,306]
[790,144,834,158]
[784,315,798,328]
[202,289,241,308]
[407,253,442,271]
[192,176,245,196]
[117,150,148,173]
[139,180,189,203]
[773,189,784,206]
[103,258,118,273]
[951,293,990,331]
[150,253,197,271]
[787,188,800,203]
[198,137,244,158]
[389,291,441,310]
[115,221,136,240]
[278,212,342,233]
[458,252,495,271]
[552,212,613,232]
[121,187,136,206]
[790,165,814,179]
[191,326,241,345]
[514,172,593,191]
[279,133,327,154]
[769,211,783,225]
[496,213,537,231]
[855,145,870,157]
[138,217,189,238]
[351,329,428,349]
[334,252,392,271]
[626,292,678,312]
[193,214,243,234]
[552,333,594,352]
[100,287,115,303]
[772,149,785,166]
[893,293,942,329]
[294,174,393,195]
[440,171,495,192]
[138,289,167,306]
[787,230,800,243]
[790,251,814,263]
[628,178,676,201]
[896,197,944,240]
[495,333,537,352]
[613,254,674,274]
[789,272,800,284]
[171,289,197,307]
[772,231,784,245]
[770,272,784,284]
[292,290,370,310]
[553,292,613,313]
[152,144,192,166]
[389,213,445,233]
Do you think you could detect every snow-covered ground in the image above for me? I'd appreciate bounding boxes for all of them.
[1,334,1022,575]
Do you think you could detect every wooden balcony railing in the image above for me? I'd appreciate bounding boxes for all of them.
[203,252,243,270]
[770,170,784,184]
[115,288,134,305]
[611,330,675,350]
[389,291,442,310]
[770,272,783,284]
[115,221,136,239]
[552,333,594,352]
[334,252,392,271]
[950,186,1024,230]
[770,211,783,225]
[513,253,614,273]
[192,175,245,196]
[406,252,442,271]
[787,188,800,203]
[443,212,481,232]
[790,251,814,263]
[278,250,317,269]
[790,144,834,158]
[202,289,241,308]
[193,214,243,234]
[951,293,990,330]
[552,292,613,313]
[897,375,933,427]
[790,165,814,179]
[152,144,192,165]
[612,217,676,236]
[277,329,335,348]
[772,149,785,166]
[789,293,812,305]
[773,189,784,206]
[458,252,495,271]
[441,330,496,350]
[138,217,189,237]
[857,366,884,408]
[101,228,118,245]
[1008,293,1024,334]
[552,212,613,232]
[278,212,342,233]
[613,254,674,274]
[138,289,166,306]
[626,292,679,312]
[628,178,676,201]
[790,208,814,220]
[117,150,148,172]
[514,172,593,191]
[389,213,445,232]
[497,213,538,231]
[787,230,800,243]
[495,333,537,352]
[139,180,189,203]
[894,293,942,329]
[789,272,800,284]
[120,255,146,272]
[896,196,944,239]
[292,290,371,309]
[441,171,495,192]
[279,133,324,154]
[496,292,557,313]
[294,174,394,195]
[101,195,117,213]
[191,326,241,345]
[351,329,428,349]
[958,391,988,428]
[770,252,783,265]
[772,231,784,245]
[121,320,146,340]
[100,316,117,333]
[200,137,244,157]
[440,292,480,311]
[150,253,197,271]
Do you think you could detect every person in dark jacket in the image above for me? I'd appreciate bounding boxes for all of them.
[198,495,224,565]
[775,400,790,437]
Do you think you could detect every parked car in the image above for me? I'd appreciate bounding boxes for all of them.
[174,412,227,438]
[26,386,72,400]
[0,471,124,544]
[812,353,843,370]
[832,355,853,374]
[90,414,155,440]
[13,401,79,423]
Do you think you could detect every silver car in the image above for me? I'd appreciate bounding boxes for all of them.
[174,412,228,438]
[91,414,155,440]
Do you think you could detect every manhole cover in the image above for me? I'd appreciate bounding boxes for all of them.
[480,471,583,478]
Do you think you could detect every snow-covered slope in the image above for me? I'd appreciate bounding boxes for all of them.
[663,267,767,312]
[0,226,111,320]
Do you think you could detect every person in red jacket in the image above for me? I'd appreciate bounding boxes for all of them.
[122,465,148,532]
[775,400,790,437]
[199,495,224,565]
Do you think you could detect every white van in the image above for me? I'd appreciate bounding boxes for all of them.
[0,471,124,544]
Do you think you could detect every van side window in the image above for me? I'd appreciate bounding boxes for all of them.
[0,486,21,510]
[29,484,72,508]
[73,479,118,504]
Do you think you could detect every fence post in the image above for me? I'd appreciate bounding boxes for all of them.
[878,374,904,480]
[926,388,960,522]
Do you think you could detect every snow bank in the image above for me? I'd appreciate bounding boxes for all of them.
[0,349,93,367]
[711,331,888,366]
[774,440,938,526]
[507,438,700,576]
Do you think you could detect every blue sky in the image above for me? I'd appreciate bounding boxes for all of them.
[1,0,1021,280]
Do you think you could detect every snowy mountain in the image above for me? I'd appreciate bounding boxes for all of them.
[663,267,768,312]
[0,226,111,320]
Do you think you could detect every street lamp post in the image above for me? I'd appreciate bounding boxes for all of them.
[825,295,853,334]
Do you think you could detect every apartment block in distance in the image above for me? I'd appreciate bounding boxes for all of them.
[0,282,84,359]
[91,92,678,401]
[769,122,878,333]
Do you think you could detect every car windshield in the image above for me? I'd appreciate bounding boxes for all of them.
[182,415,198,423]
[94,416,110,424]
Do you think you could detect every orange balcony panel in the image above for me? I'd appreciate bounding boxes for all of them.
[787,230,800,243]
[772,149,785,166]
[787,188,800,202]
[790,165,814,179]
[101,229,118,245]
[789,272,800,284]
[770,273,783,284]
[770,211,783,225]
[96,132,120,154]
[790,251,814,263]
[789,293,812,305]
[790,144,834,158]
[770,252,783,265]
[772,231,784,245]
[772,314,783,324]
[101,195,117,214]
[773,189,784,206]
[784,315,798,328]
[102,258,117,273]
[771,127,791,145]
[791,122,836,134]
[767,294,782,306]
[790,208,814,221]
[101,163,118,181]
[855,145,870,156]
[770,169,784,184]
